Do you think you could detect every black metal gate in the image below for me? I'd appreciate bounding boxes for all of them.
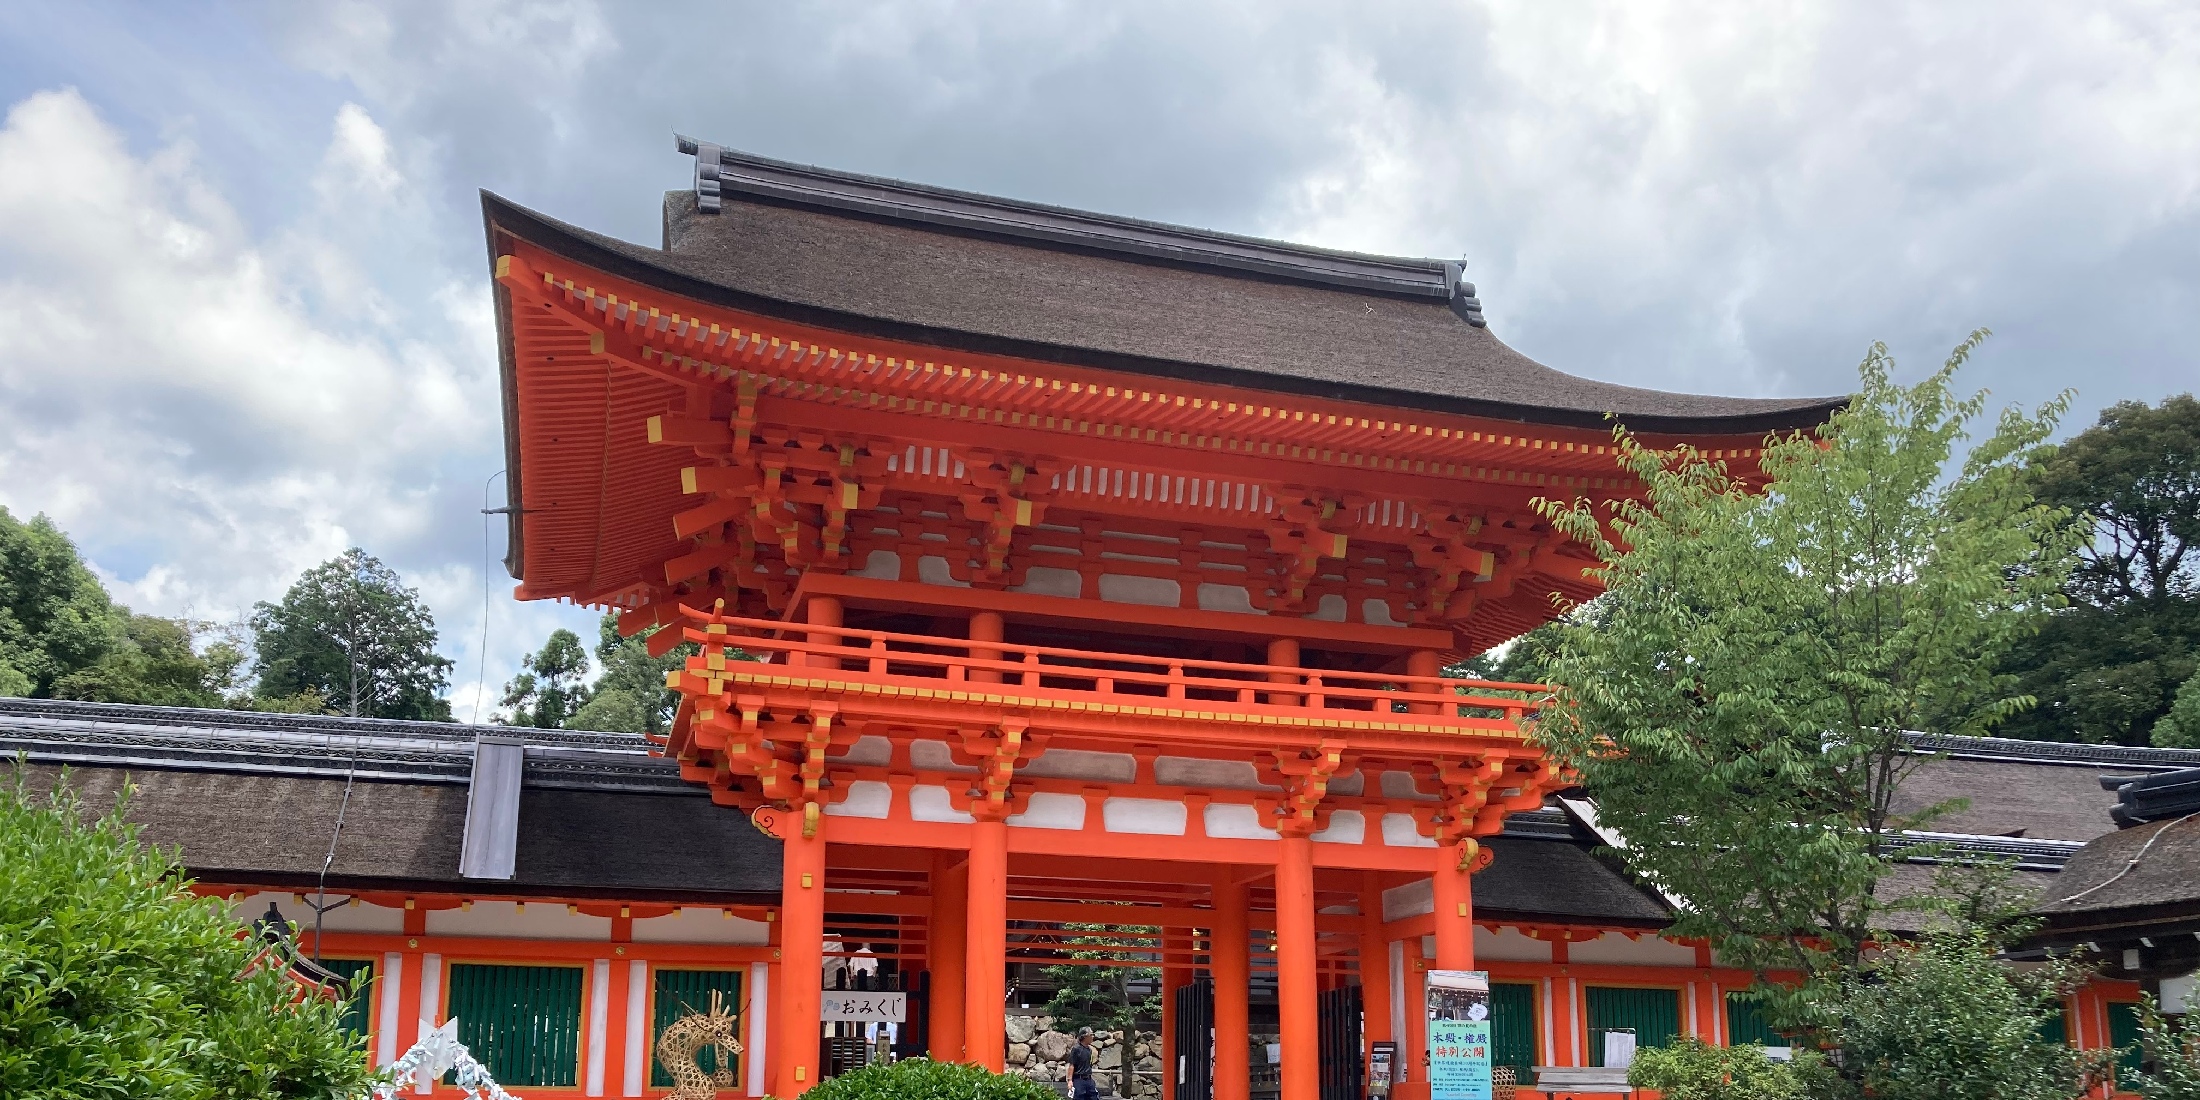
[1318,985,1363,1100]
[1174,979,1216,1100]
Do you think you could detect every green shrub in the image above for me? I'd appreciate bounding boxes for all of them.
[800,1058,1058,1100]
[1627,1036,1810,1100]
[0,762,378,1098]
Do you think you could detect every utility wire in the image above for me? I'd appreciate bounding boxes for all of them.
[475,471,508,724]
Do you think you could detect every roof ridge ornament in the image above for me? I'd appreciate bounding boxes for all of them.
[1444,260,1487,328]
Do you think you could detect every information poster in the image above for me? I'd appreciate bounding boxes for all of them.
[1425,970,1493,1100]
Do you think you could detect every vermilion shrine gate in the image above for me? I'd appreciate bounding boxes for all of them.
[484,140,1841,1100]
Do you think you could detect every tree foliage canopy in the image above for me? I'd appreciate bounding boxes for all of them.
[1531,334,2082,983]
[565,613,696,734]
[499,627,590,729]
[0,507,125,698]
[250,548,453,720]
[0,763,378,1099]
[1999,393,2200,745]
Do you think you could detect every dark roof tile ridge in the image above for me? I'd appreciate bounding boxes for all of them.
[0,698,656,753]
[1903,730,2200,770]
[676,137,1455,298]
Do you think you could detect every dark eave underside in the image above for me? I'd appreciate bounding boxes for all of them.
[483,191,1846,438]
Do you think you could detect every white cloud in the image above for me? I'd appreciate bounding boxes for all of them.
[0,87,595,720]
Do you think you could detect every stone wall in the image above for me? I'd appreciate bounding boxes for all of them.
[1004,1014,1162,1097]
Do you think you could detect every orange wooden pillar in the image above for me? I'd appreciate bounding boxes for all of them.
[777,817,827,1097]
[1212,872,1252,1100]
[806,595,843,668]
[1399,936,1429,1100]
[965,815,1009,1072]
[969,611,1004,684]
[1357,874,1393,1066]
[929,852,969,1062]
[1275,836,1319,1100]
[1433,843,1475,972]
[1161,930,1195,1100]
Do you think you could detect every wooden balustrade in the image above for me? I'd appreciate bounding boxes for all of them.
[680,609,1541,729]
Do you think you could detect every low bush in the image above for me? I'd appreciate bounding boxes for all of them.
[799,1058,1059,1100]
[1627,1036,1809,1100]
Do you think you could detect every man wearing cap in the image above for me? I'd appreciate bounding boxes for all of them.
[1068,1027,1100,1100]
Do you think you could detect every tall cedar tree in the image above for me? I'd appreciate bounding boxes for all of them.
[1999,393,2200,744]
[1530,334,2083,1019]
[499,627,591,728]
[0,764,377,1098]
[250,548,454,720]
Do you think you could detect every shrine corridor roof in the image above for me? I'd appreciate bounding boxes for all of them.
[482,145,1844,434]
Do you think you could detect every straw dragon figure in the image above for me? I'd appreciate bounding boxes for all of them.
[657,991,745,1100]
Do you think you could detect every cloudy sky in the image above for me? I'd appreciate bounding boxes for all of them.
[1,2,2194,720]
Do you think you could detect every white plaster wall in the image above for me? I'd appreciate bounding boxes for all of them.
[1154,757,1276,791]
[1567,932,1699,967]
[1383,878,1435,922]
[1103,797,1188,835]
[834,735,893,766]
[1020,749,1135,782]
[825,780,893,819]
[1205,803,1280,841]
[1310,594,1348,622]
[1382,813,1437,847]
[852,550,901,580]
[1380,772,1436,801]
[1196,583,1258,613]
[909,740,976,773]
[1325,772,1366,797]
[917,556,970,587]
[237,891,406,934]
[1010,566,1082,597]
[908,785,976,823]
[427,901,612,940]
[1006,792,1087,830]
[1310,809,1366,845]
[1098,573,1180,607]
[1475,926,1552,963]
[629,908,772,945]
[1362,599,1404,627]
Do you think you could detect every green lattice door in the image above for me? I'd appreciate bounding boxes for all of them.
[1585,987,1679,1067]
[1726,991,1784,1047]
[652,968,746,1088]
[320,958,375,1038]
[2107,1001,2142,1088]
[1489,983,1537,1084]
[445,963,584,1087]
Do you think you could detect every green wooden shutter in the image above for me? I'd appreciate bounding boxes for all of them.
[2036,1005,2068,1047]
[1585,987,1680,1067]
[446,963,584,1087]
[2106,1001,2142,1086]
[651,968,746,1088]
[1488,982,1537,1084]
[1725,992,1784,1047]
[321,958,375,1038]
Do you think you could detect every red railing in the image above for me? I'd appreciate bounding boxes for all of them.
[680,610,1545,729]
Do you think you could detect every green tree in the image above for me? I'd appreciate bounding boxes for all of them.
[2124,994,2200,1100]
[499,627,591,728]
[1810,927,2105,1100]
[1530,334,2082,1010]
[2156,667,2200,748]
[51,614,242,708]
[1041,924,1162,1100]
[0,762,379,1098]
[250,548,454,720]
[2001,393,2200,744]
[567,612,699,735]
[0,506,124,696]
